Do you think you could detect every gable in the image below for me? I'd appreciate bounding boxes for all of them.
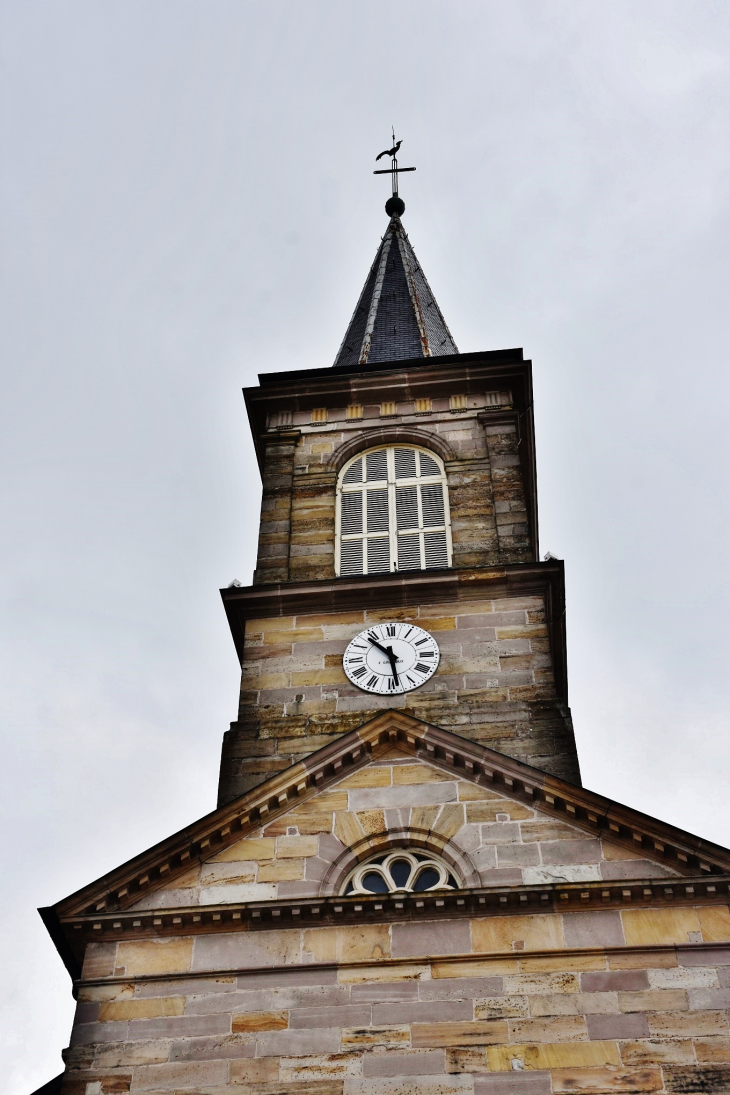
[128,744,680,912]
[54,709,730,932]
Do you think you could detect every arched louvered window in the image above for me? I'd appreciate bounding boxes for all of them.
[336,445,452,576]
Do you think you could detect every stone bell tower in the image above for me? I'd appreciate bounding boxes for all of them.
[41,147,730,1095]
[218,169,579,807]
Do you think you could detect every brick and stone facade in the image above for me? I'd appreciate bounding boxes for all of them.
[49,714,730,1095]
[219,347,579,804]
[62,918,730,1095]
[37,213,730,1095]
[220,586,575,802]
[249,351,536,588]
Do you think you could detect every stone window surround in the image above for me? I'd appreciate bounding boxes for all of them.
[325,423,456,475]
[319,826,481,898]
[342,848,459,896]
[334,442,453,577]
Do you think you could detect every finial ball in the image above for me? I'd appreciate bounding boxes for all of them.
[385,195,405,217]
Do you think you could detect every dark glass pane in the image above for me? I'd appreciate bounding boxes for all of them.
[362,871,388,893]
[344,881,354,895]
[413,868,440,891]
[447,874,457,888]
[389,859,412,888]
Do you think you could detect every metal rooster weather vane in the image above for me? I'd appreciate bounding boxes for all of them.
[374,128,415,216]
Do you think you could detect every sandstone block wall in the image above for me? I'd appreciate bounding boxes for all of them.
[254,396,533,586]
[61,904,730,1093]
[137,756,675,913]
[220,595,577,803]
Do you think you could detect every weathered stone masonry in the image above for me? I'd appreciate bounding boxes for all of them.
[56,730,730,1095]
[220,590,576,803]
[40,204,730,1095]
[222,349,575,805]
[253,362,535,587]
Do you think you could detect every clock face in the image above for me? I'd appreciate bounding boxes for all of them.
[343,622,440,695]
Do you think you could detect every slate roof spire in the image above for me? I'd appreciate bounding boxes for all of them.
[332,208,458,369]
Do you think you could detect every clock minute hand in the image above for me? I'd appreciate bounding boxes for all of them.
[386,646,400,686]
[367,636,400,686]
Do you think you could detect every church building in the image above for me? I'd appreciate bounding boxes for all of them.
[38,158,730,1095]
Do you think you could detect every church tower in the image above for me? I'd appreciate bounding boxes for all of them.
[38,154,730,1095]
[218,177,579,807]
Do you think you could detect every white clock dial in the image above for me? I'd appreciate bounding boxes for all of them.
[343,622,440,695]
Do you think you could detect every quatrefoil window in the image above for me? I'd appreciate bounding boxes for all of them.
[342,850,458,896]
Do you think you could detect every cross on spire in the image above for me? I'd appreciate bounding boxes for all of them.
[374,128,416,216]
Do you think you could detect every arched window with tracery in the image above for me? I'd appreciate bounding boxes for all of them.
[342,849,458,896]
[335,445,452,576]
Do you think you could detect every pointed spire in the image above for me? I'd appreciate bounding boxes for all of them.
[333,215,458,369]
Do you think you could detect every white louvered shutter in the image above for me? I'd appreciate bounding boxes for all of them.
[337,445,452,575]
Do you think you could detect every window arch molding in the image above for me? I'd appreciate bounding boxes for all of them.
[336,443,453,577]
[342,848,458,896]
[326,425,456,475]
[318,829,480,897]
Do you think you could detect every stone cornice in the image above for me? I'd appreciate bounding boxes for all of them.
[58,874,730,951]
[220,562,567,699]
[254,348,527,389]
[244,353,535,476]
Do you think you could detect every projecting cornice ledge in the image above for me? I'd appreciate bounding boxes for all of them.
[221,560,566,666]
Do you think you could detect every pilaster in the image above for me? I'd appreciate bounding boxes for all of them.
[252,430,301,585]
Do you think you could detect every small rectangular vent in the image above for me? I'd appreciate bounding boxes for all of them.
[394,448,417,479]
[367,537,391,573]
[395,486,418,531]
[424,530,449,569]
[365,450,388,482]
[366,488,389,532]
[420,483,445,527]
[340,493,363,535]
[340,540,363,575]
[397,534,421,570]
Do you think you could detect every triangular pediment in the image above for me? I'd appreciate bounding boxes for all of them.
[44,711,730,978]
[122,741,684,914]
[51,711,730,918]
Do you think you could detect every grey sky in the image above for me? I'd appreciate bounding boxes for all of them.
[2,2,729,1088]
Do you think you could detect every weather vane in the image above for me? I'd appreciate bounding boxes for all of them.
[374,127,415,216]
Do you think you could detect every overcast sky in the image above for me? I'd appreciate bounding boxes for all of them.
[2,2,730,1089]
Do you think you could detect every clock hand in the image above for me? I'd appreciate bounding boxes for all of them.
[386,646,400,686]
[367,636,400,686]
